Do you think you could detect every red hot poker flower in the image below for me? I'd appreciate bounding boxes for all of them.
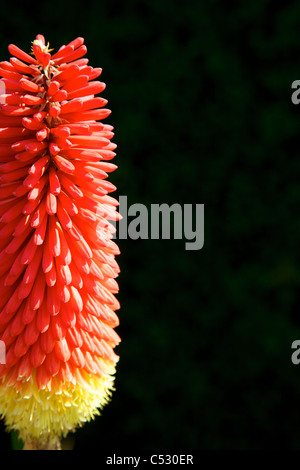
[0,35,121,449]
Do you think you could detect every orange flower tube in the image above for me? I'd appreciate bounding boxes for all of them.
[0,35,121,449]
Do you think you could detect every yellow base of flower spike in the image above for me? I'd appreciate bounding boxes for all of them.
[0,361,116,443]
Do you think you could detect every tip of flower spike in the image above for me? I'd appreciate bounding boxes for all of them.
[32,34,53,54]
[35,34,45,46]
[32,40,52,68]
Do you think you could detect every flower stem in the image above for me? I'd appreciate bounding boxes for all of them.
[23,436,61,450]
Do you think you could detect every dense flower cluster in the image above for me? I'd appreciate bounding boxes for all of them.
[0,35,120,445]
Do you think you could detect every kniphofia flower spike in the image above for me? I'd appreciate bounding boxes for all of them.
[0,35,120,449]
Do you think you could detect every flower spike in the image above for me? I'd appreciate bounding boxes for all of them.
[0,35,120,450]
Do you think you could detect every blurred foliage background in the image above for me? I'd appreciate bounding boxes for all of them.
[0,0,300,451]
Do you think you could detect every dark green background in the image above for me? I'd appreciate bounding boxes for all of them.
[0,0,300,451]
